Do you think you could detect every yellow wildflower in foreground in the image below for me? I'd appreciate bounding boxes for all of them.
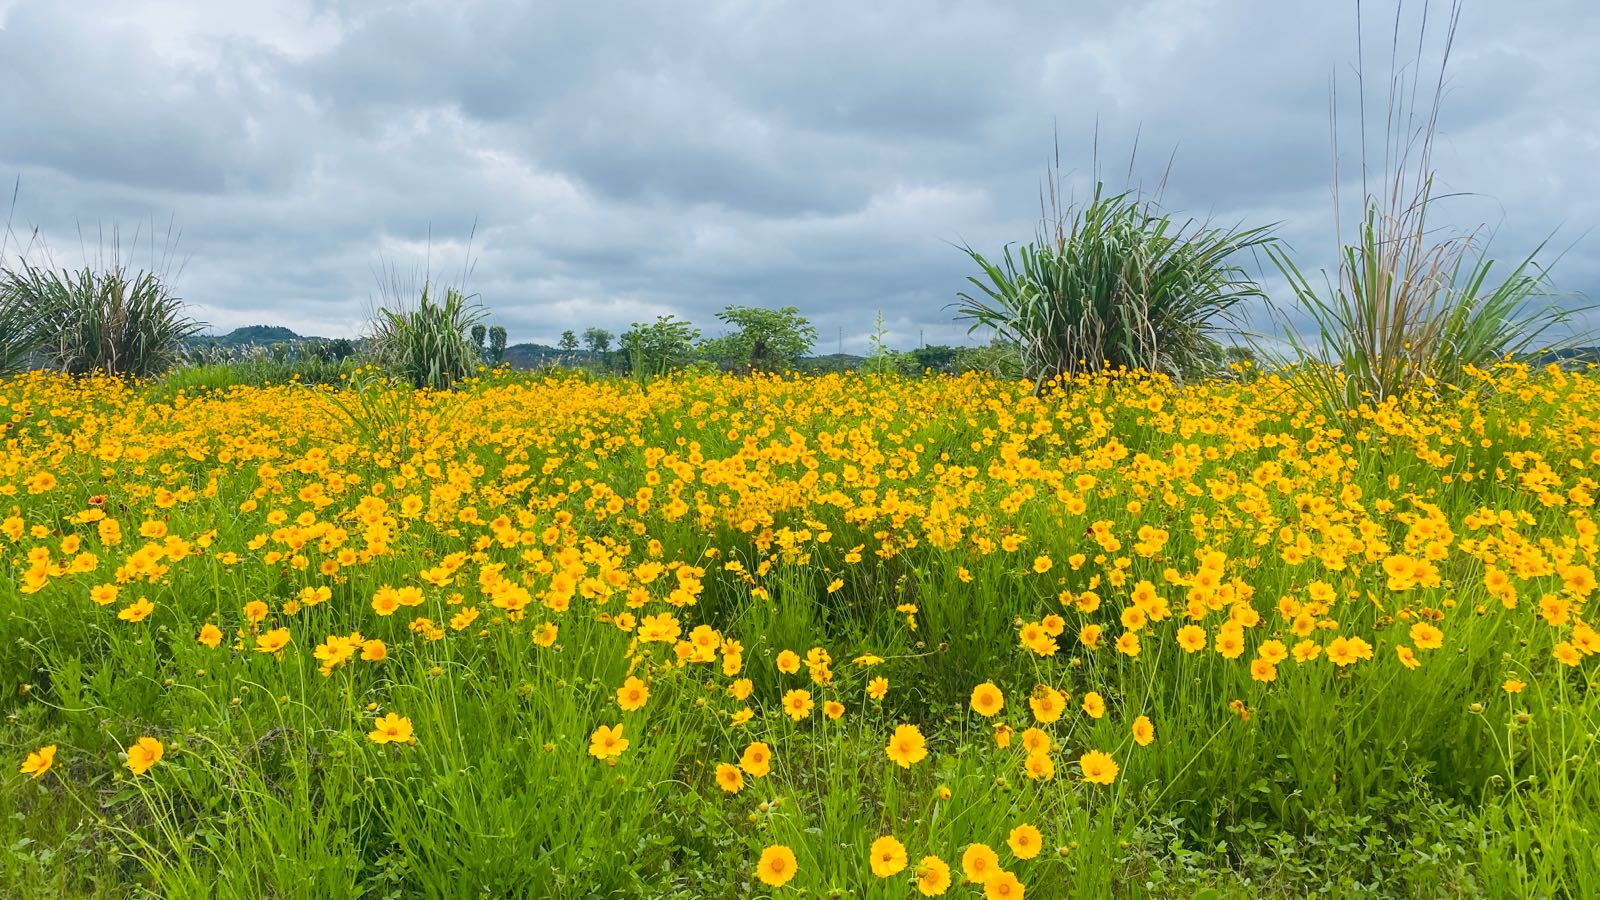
[1007,823,1042,859]
[117,598,154,623]
[984,869,1025,899]
[870,834,908,877]
[616,677,649,712]
[756,844,798,887]
[587,723,628,759]
[886,723,928,768]
[1079,750,1118,785]
[125,737,164,776]
[1132,715,1155,747]
[962,842,1000,883]
[368,713,415,745]
[740,741,772,777]
[714,762,743,793]
[970,681,1004,717]
[255,627,291,653]
[916,854,953,895]
[20,744,56,778]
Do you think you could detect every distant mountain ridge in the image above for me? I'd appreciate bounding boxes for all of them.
[189,325,871,370]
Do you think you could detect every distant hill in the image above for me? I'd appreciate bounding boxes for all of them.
[188,326,884,371]
[1536,347,1600,366]
[187,325,325,349]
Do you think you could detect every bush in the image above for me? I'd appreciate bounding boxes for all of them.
[619,315,699,380]
[699,305,817,372]
[1265,2,1583,412]
[957,184,1272,390]
[0,262,201,378]
[369,283,484,390]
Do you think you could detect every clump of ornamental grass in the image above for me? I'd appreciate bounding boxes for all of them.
[957,149,1274,393]
[0,261,202,378]
[1265,0,1585,413]
[0,201,201,378]
[368,281,485,391]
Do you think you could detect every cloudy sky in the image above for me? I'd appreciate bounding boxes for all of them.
[1,0,1595,352]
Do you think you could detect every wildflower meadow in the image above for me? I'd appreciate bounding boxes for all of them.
[3,363,1598,897]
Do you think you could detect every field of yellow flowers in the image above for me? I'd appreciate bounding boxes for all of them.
[3,365,1598,897]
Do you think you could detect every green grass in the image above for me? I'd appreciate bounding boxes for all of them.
[1,366,1597,897]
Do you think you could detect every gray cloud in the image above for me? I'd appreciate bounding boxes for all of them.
[1,0,1594,351]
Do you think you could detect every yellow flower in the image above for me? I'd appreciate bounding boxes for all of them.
[1079,750,1118,785]
[984,869,1025,899]
[1554,642,1582,667]
[368,713,415,745]
[1028,685,1065,723]
[242,599,269,624]
[756,844,798,887]
[254,627,291,653]
[782,688,814,721]
[587,723,628,759]
[1250,659,1277,682]
[1081,691,1105,719]
[616,677,650,712]
[962,843,1000,884]
[969,682,1004,717]
[740,741,772,777]
[196,623,222,649]
[915,854,952,895]
[823,700,845,720]
[1409,622,1444,650]
[1023,750,1055,781]
[867,676,888,700]
[1007,823,1042,860]
[885,724,928,768]
[117,597,154,623]
[125,736,164,776]
[1396,646,1420,670]
[1503,678,1526,694]
[20,744,56,778]
[869,834,908,877]
[715,762,744,793]
[1132,715,1154,747]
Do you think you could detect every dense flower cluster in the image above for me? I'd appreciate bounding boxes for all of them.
[3,363,1597,892]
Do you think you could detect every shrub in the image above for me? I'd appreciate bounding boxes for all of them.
[0,261,201,378]
[700,305,818,372]
[619,315,699,380]
[957,184,1272,391]
[1270,204,1572,410]
[1265,1,1583,412]
[0,277,49,375]
[369,282,485,390]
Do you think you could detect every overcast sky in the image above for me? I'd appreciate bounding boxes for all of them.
[1,0,1595,352]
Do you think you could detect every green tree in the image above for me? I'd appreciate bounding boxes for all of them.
[620,315,699,379]
[702,305,817,371]
[488,325,507,364]
[582,328,613,355]
[558,330,579,354]
[910,344,958,372]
